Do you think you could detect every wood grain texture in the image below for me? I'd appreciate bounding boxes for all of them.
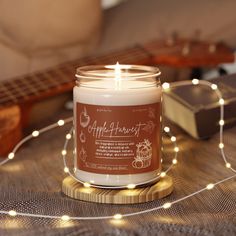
[62,175,173,204]
[0,105,22,155]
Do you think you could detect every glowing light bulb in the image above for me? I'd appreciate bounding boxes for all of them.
[162,82,170,90]
[160,172,166,178]
[83,182,91,188]
[192,79,199,85]
[8,152,15,160]
[163,202,172,209]
[64,167,69,173]
[8,210,17,216]
[211,84,218,90]
[58,120,65,126]
[61,150,67,155]
[164,126,170,133]
[206,183,214,190]
[174,147,179,152]
[113,214,122,220]
[61,215,70,221]
[219,99,224,105]
[219,120,224,126]
[171,136,176,142]
[172,159,177,165]
[219,143,224,149]
[32,130,39,137]
[66,134,72,140]
[127,184,136,189]
[226,163,231,168]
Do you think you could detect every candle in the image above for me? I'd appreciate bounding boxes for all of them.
[74,64,162,186]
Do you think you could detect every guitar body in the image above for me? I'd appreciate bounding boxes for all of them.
[0,105,22,156]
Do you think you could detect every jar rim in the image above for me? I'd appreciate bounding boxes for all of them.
[76,64,161,80]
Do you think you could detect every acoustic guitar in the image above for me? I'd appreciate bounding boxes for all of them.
[0,38,234,156]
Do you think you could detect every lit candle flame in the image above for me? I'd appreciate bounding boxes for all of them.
[105,62,130,89]
[114,62,121,89]
[115,62,121,80]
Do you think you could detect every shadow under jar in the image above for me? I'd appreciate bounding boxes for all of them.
[74,64,162,187]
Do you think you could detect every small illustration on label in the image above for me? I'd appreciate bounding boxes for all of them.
[80,107,90,128]
[132,139,152,169]
[142,121,156,134]
[76,102,161,174]
[79,131,86,143]
[79,147,87,162]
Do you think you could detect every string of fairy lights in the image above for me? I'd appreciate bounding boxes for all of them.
[0,79,235,222]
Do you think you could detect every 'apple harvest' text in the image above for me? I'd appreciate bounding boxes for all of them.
[88,121,146,138]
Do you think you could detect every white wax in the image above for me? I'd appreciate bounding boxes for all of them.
[74,80,162,186]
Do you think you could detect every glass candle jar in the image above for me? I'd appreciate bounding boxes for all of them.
[73,64,162,186]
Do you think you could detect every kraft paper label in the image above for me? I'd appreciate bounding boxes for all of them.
[76,102,161,175]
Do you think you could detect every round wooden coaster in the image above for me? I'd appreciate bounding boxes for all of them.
[62,175,173,204]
